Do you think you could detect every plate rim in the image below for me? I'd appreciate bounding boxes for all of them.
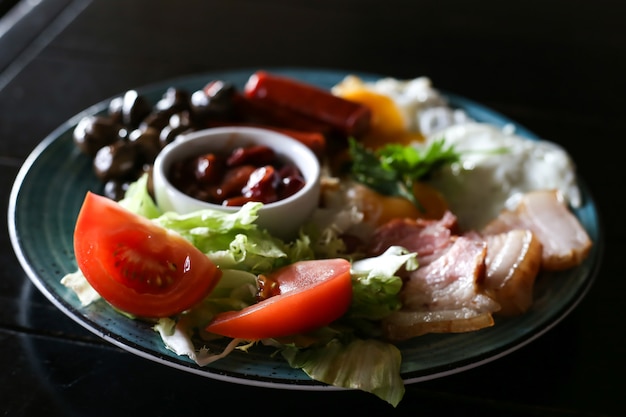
[7,67,604,390]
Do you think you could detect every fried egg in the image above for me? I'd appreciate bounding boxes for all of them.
[332,75,470,148]
[333,75,582,233]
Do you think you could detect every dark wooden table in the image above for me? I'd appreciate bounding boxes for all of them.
[1,1,624,415]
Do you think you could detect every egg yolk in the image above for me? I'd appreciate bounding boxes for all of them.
[334,81,424,149]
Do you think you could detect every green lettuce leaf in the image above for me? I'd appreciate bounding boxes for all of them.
[118,173,162,219]
[152,202,293,274]
[348,246,417,320]
[282,337,405,407]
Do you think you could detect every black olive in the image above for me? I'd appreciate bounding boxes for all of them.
[159,124,193,147]
[205,80,236,103]
[159,112,195,146]
[145,165,155,199]
[128,127,162,163]
[169,111,193,129]
[103,179,131,201]
[107,96,124,125]
[73,115,124,156]
[139,88,192,131]
[120,90,152,128]
[139,111,171,131]
[155,88,190,114]
[76,83,240,194]
[93,141,140,182]
[189,83,235,123]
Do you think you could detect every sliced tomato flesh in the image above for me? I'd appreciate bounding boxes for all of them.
[205,258,352,340]
[73,192,222,318]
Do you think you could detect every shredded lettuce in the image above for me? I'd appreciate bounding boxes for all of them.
[282,337,405,407]
[118,174,162,219]
[304,205,364,258]
[153,205,303,274]
[62,173,416,407]
[349,246,417,320]
[60,270,101,305]
[154,317,244,367]
[121,176,312,274]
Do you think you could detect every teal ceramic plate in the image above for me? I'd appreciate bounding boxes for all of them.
[8,68,602,389]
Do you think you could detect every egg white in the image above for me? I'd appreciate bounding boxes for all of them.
[421,122,581,230]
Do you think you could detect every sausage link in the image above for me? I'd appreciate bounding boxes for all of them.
[244,71,371,137]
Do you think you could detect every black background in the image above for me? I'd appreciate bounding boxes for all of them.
[1,1,624,416]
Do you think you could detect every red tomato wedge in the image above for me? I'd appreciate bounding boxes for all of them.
[206,259,352,340]
[73,192,222,318]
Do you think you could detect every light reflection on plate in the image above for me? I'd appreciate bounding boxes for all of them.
[8,68,602,389]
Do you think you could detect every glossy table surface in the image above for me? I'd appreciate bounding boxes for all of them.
[1,1,625,415]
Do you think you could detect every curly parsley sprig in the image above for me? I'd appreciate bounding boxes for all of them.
[348,138,461,210]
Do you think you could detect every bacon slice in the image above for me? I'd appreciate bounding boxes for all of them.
[366,211,458,265]
[382,236,499,341]
[481,229,543,316]
[381,310,496,341]
[367,213,500,341]
[481,190,592,271]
